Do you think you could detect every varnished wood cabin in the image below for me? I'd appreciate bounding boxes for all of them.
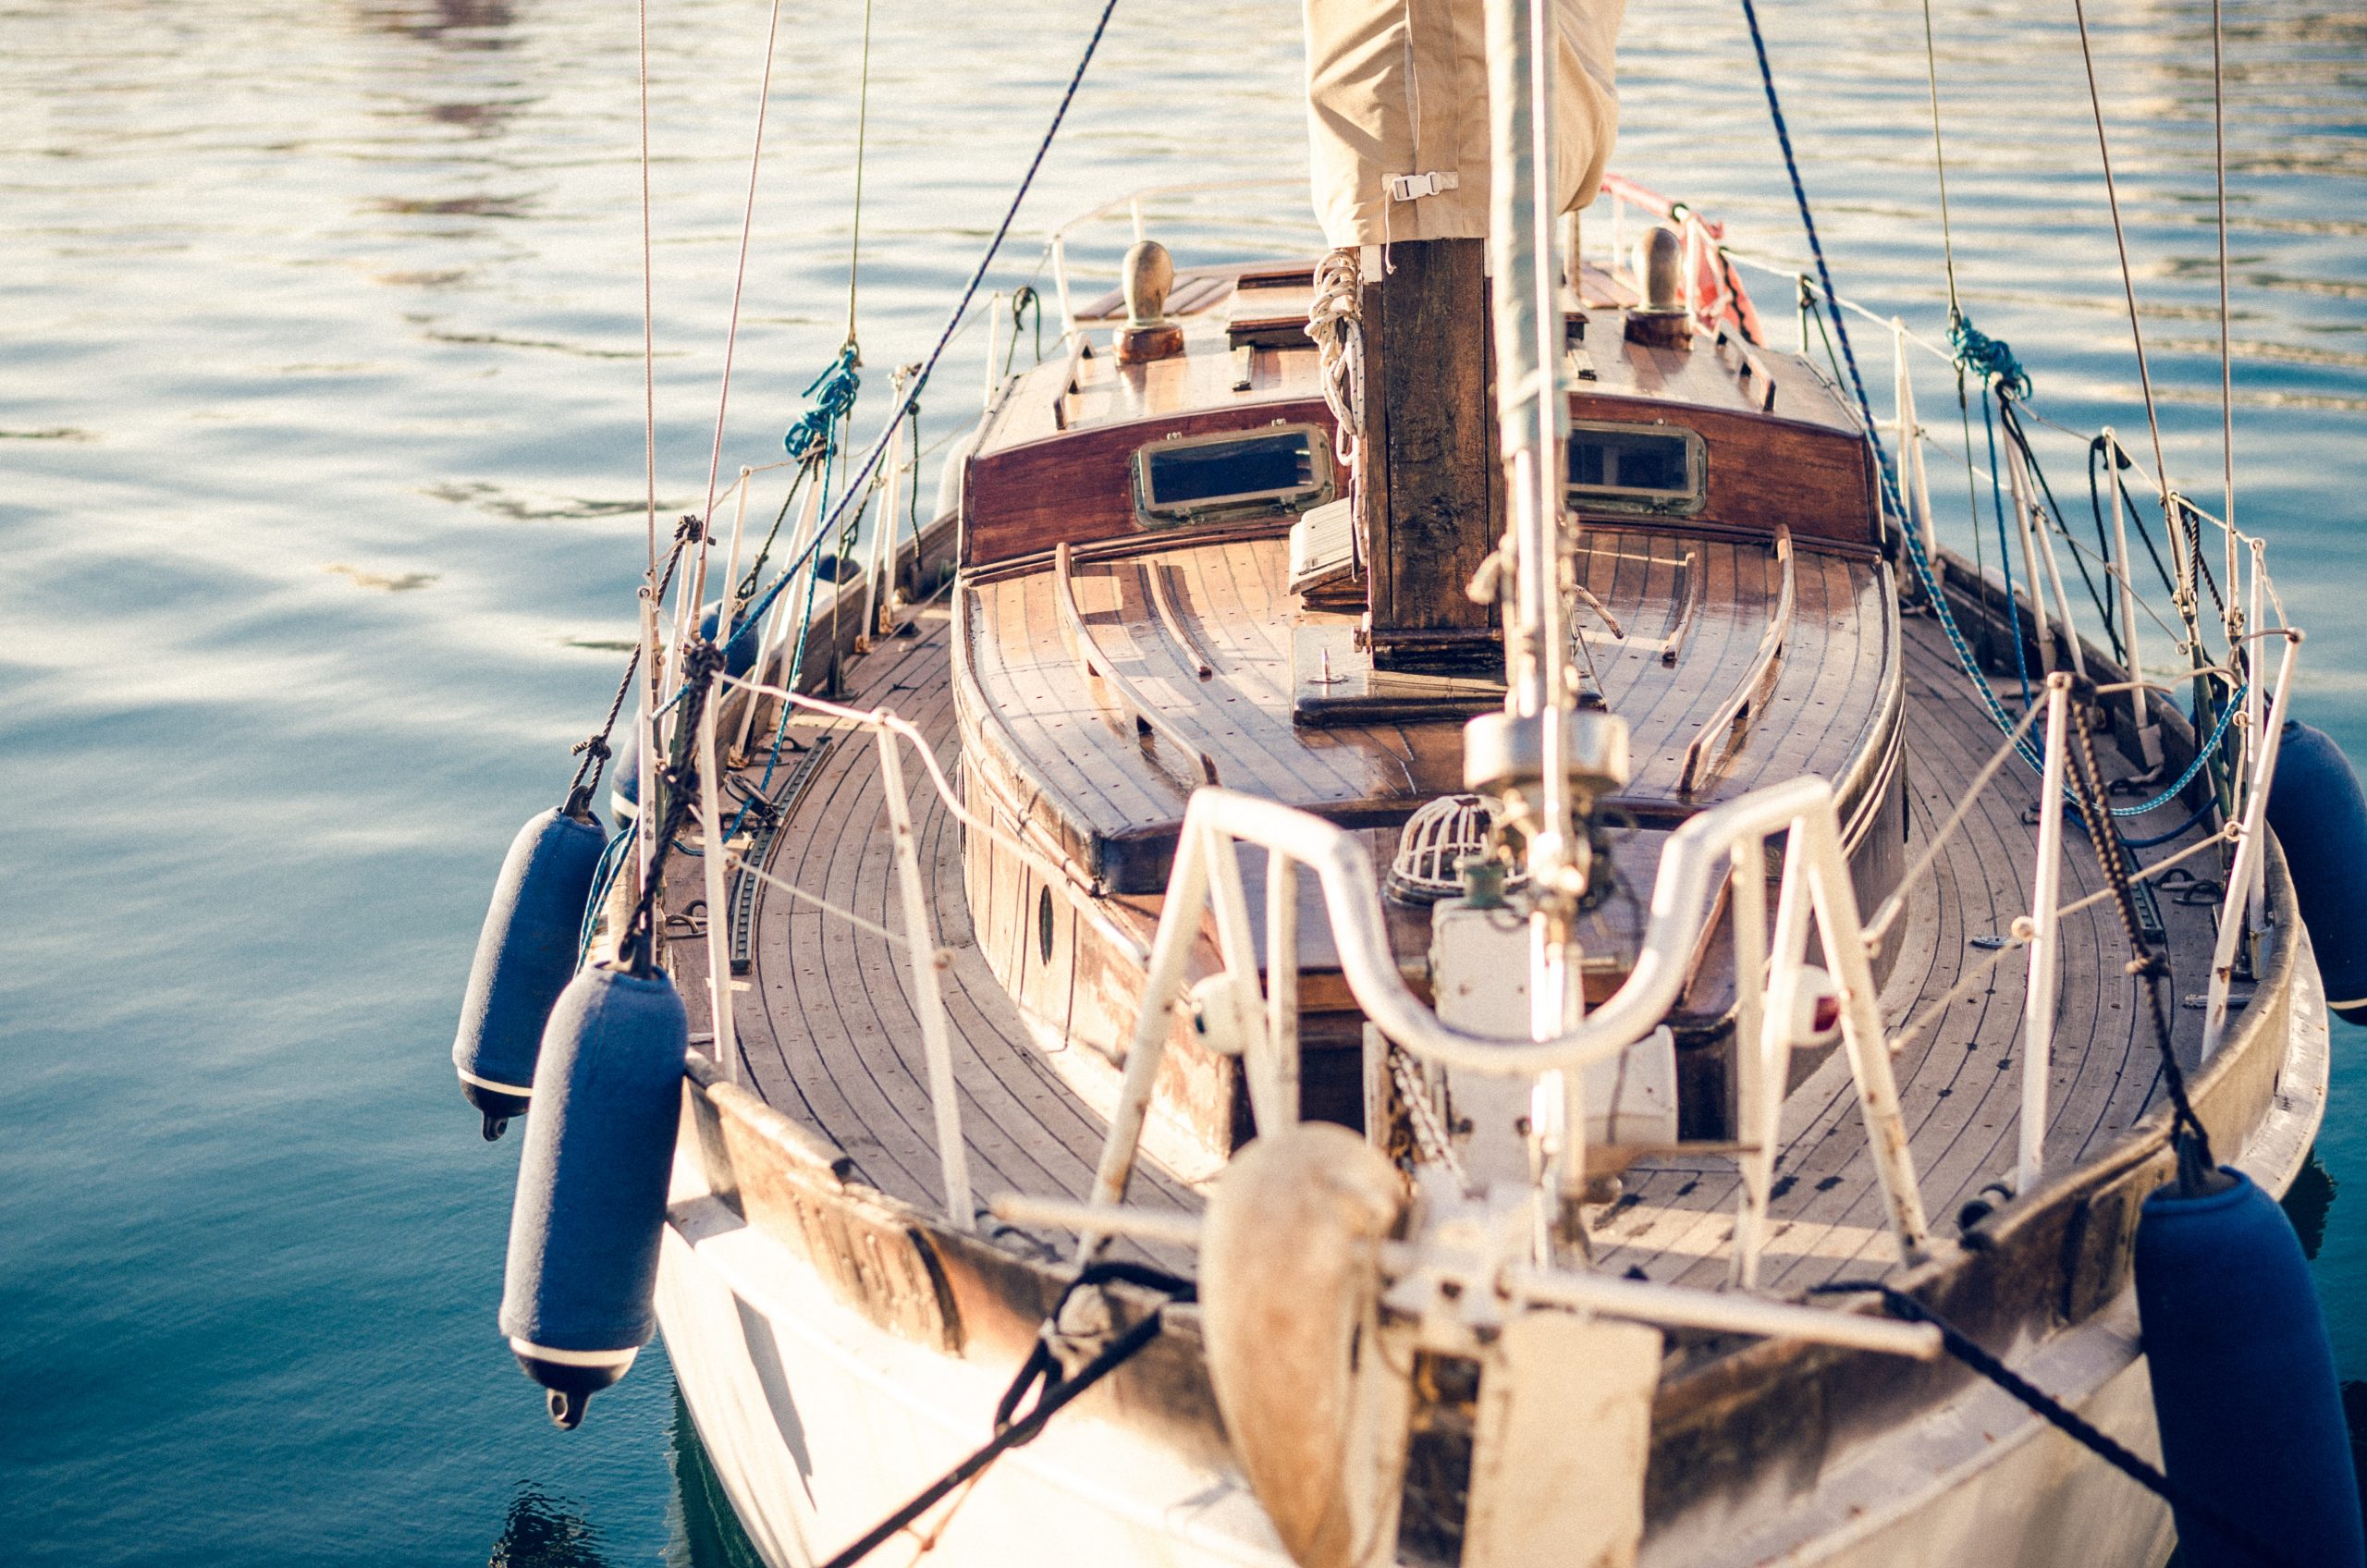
[950,239,1901,1165]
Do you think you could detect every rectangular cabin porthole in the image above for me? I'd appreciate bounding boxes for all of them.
[1565,421,1706,518]
[1133,423,1334,529]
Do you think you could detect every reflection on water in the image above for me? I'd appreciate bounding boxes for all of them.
[490,1484,613,1568]
[3,0,2362,1562]
[484,1404,760,1568]
[2289,1151,2337,1262]
[669,1390,768,1568]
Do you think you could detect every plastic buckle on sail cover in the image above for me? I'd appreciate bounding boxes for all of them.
[1386,170,1459,202]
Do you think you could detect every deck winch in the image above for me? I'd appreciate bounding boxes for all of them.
[499,960,687,1428]
[451,803,607,1139]
[2266,718,2367,1023]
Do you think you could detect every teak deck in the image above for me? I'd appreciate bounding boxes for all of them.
[955,526,1895,895]
[650,245,2307,1563]
[685,251,2226,1298]
[702,592,2226,1298]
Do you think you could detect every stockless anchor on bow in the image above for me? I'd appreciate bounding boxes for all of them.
[447,0,2367,1558]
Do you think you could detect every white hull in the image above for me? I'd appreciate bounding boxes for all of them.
[657,942,2329,1568]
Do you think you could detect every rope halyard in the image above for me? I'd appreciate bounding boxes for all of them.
[701,0,791,533]
[2070,0,2173,513]
[782,0,1123,601]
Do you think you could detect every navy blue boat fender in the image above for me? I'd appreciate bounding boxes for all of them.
[451,800,607,1140]
[499,958,687,1428]
[2266,719,2367,1023]
[609,733,642,825]
[697,600,764,680]
[2136,1140,2364,1568]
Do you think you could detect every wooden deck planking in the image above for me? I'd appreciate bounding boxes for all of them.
[723,547,2226,1297]
[1598,620,2223,1290]
[962,533,1890,896]
[724,607,1196,1241]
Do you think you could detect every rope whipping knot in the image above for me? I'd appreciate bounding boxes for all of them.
[1949,311,2030,400]
[784,345,862,461]
[674,512,706,545]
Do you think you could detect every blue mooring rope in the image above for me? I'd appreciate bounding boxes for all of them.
[784,346,861,461]
[1737,0,2042,774]
[1950,312,2031,400]
[2112,685,2245,818]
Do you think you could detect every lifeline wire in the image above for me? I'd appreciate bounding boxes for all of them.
[756,0,1123,614]
[699,0,791,533]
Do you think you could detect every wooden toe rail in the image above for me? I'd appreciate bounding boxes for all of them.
[1052,541,1221,789]
[1677,528,1796,796]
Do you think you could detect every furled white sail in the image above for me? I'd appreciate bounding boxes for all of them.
[1301,0,1624,248]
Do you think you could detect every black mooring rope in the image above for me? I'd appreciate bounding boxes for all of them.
[2060,699,2215,1169]
[1809,1281,2296,1568]
[619,635,724,974]
[818,1261,1195,1568]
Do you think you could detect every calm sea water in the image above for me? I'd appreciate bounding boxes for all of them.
[4,0,2361,1562]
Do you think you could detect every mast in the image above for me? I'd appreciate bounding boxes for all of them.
[1484,0,1576,900]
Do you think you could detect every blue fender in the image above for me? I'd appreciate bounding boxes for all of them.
[697,601,764,680]
[2266,720,2367,1022]
[498,962,687,1428]
[2136,1167,2363,1568]
[451,807,606,1139]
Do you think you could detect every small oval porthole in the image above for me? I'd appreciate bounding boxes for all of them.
[1037,887,1056,964]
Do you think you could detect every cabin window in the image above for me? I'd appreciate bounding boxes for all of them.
[1566,421,1705,516]
[1134,424,1333,527]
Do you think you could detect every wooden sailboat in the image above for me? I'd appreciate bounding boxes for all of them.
[481,1,2342,1563]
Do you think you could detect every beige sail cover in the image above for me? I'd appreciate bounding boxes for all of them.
[1302,0,1625,247]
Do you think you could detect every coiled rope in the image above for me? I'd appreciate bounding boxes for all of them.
[784,347,862,465]
[1948,312,2030,401]
[1306,248,1366,472]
